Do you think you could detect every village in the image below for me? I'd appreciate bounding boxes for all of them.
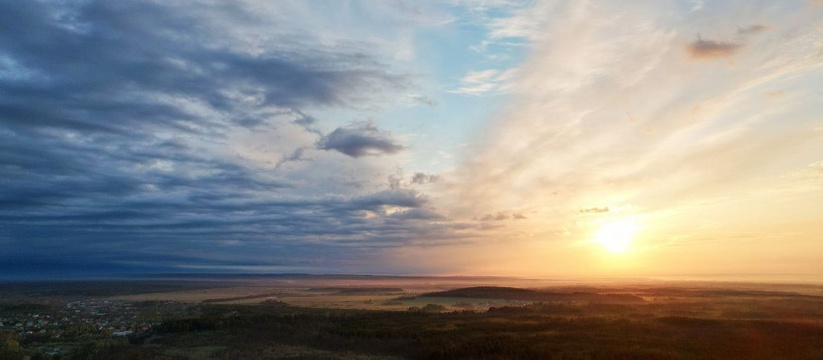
[0,299,191,342]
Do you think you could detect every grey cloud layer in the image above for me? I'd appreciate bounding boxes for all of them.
[0,1,446,276]
[0,2,404,131]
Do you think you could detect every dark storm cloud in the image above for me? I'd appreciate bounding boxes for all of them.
[319,124,404,157]
[685,38,742,59]
[0,1,442,277]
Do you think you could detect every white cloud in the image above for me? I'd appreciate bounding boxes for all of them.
[445,0,823,248]
[450,68,519,95]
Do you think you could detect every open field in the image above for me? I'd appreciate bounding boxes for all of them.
[1,275,822,359]
[103,275,561,309]
[101,274,823,303]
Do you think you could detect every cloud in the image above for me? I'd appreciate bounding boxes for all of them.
[683,25,768,61]
[738,24,770,36]
[450,68,517,95]
[461,69,500,84]
[389,208,444,221]
[0,182,456,276]
[580,207,610,214]
[410,172,440,185]
[4,0,821,278]
[0,2,407,134]
[478,211,526,221]
[319,124,404,157]
[447,0,823,273]
[275,147,309,168]
[0,1,459,276]
[685,38,743,59]
[387,172,439,191]
[451,69,499,95]
[352,189,427,209]
[475,211,527,221]
[777,161,823,192]
[486,3,545,40]
[478,212,510,221]
[407,95,438,107]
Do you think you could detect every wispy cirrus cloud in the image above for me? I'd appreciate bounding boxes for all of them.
[437,0,823,276]
[450,68,517,95]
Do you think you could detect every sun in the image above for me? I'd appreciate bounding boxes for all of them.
[593,219,640,254]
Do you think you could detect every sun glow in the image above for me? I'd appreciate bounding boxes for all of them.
[593,219,640,254]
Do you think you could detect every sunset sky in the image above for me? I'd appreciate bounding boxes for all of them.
[2,0,822,280]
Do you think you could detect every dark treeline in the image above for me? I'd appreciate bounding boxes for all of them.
[148,300,822,359]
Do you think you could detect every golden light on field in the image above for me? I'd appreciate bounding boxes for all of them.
[593,219,641,254]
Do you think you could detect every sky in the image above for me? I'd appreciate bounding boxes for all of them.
[1,0,822,280]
